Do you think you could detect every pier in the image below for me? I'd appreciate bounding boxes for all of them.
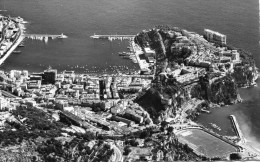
[230,115,245,143]
[24,33,67,40]
[90,34,135,41]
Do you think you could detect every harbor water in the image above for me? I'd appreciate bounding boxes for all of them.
[1,0,259,149]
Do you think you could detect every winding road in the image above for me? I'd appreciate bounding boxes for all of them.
[110,143,123,162]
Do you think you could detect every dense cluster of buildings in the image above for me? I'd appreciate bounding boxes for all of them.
[0,67,155,137]
[153,29,242,86]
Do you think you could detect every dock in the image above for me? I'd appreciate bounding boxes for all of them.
[230,115,245,143]
[90,34,135,41]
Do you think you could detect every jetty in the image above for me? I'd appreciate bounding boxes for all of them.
[90,34,135,41]
[230,115,245,143]
[24,33,68,40]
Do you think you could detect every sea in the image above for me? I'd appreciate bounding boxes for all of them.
[1,0,259,149]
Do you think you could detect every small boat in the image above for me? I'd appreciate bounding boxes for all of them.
[18,44,25,47]
[13,51,22,54]
[118,53,126,56]
[210,123,221,131]
[201,109,210,113]
[57,33,68,39]
[122,56,131,59]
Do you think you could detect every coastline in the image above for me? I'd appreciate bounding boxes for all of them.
[0,35,24,65]
[0,20,25,66]
[0,7,259,160]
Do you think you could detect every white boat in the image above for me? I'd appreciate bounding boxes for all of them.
[201,109,210,113]
[57,33,68,39]
[210,123,221,131]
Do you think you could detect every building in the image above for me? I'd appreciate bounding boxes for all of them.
[124,109,143,124]
[144,47,155,57]
[231,50,240,63]
[55,99,69,110]
[43,68,57,84]
[30,75,42,81]
[204,29,226,45]
[0,97,9,110]
[27,80,41,89]
[111,115,134,126]
[10,70,21,79]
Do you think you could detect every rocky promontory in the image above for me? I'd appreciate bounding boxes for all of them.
[135,25,257,122]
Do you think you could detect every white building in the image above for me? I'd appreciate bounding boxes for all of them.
[204,29,226,45]
[0,97,9,110]
[144,47,155,57]
[10,70,22,79]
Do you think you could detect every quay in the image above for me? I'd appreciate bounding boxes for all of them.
[130,40,151,70]
[230,115,245,143]
[90,34,135,41]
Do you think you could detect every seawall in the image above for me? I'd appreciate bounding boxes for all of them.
[229,115,244,141]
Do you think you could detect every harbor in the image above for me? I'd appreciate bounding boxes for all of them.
[0,33,67,65]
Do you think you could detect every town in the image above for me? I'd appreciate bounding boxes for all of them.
[0,15,259,161]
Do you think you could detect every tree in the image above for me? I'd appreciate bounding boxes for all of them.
[140,131,151,139]
[123,146,132,156]
[129,139,139,147]
[167,126,173,135]
[229,153,242,160]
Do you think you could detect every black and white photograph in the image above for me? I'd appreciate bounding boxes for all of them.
[0,0,259,161]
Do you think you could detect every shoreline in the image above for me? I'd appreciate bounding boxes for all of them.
[0,19,25,66]
[0,35,25,65]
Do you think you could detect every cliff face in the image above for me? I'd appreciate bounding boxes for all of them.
[135,88,165,123]
[207,75,240,105]
[233,64,258,87]
[136,75,239,122]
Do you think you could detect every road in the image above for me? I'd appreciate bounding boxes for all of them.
[0,20,9,44]
[110,143,123,162]
[1,90,18,98]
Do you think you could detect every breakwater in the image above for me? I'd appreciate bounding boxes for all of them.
[229,115,244,142]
